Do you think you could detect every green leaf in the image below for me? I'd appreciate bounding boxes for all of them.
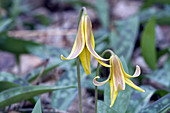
[141,0,170,9]
[0,19,12,33]
[51,66,84,111]
[126,85,156,113]
[0,71,29,86]
[157,47,170,59]
[111,16,139,62]
[140,93,170,113]
[137,7,170,25]
[0,85,76,107]
[32,99,42,113]
[141,16,157,70]
[0,81,20,92]
[145,57,170,88]
[97,100,118,113]
[0,34,41,55]
[95,0,109,28]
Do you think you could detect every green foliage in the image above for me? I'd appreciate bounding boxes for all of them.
[110,16,139,62]
[95,0,109,28]
[145,57,170,88]
[126,85,156,113]
[0,85,76,107]
[140,93,170,113]
[51,66,84,111]
[141,0,170,9]
[137,7,170,25]
[32,99,42,113]
[0,19,12,33]
[0,34,41,55]
[0,81,20,92]
[0,72,29,86]
[141,16,157,70]
[97,100,118,113]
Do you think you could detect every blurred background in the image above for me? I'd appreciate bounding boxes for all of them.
[0,0,170,113]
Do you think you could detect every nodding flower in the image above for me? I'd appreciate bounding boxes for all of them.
[93,53,145,107]
[61,7,110,75]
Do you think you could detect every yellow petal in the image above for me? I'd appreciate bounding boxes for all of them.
[93,76,110,86]
[111,55,125,91]
[61,15,85,60]
[97,59,111,67]
[79,46,91,75]
[125,77,145,92]
[118,59,141,78]
[84,15,110,62]
[110,90,118,107]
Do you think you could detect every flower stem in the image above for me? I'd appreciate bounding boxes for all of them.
[77,57,82,113]
[95,49,114,113]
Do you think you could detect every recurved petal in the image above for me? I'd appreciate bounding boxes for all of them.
[79,46,91,75]
[110,90,118,107]
[84,15,110,62]
[125,77,145,92]
[118,59,141,78]
[61,16,85,60]
[93,76,110,86]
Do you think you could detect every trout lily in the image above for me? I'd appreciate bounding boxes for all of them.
[61,9,110,75]
[93,54,145,107]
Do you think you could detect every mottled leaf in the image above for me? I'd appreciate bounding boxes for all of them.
[145,57,170,88]
[141,16,157,70]
[0,71,29,86]
[137,7,170,25]
[126,85,156,113]
[0,85,76,107]
[140,93,170,113]
[51,66,84,111]
[97,100,118,113]
[111,16,139,62]
[32,99,42,113]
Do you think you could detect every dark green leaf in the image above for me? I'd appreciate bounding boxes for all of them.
[141,0,170,9]
[157,47,170,59]
[95,0,109,28]
[0,81,20,92]
[97,100,118,113]
[32,99,42,113]
[0,34,41,55]
[111,16,139,62]
[140,93,170,113]
[141,16,157,70]
[126,85,156,113]
[0,85,76,107]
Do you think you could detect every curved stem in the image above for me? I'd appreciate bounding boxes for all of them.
[95,49,114,113]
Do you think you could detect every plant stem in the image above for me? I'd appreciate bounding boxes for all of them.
[77,57,82,113]
[95,49,114,113]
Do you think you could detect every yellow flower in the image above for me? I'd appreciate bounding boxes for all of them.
[61,9,110,75]
[93,54,145,107]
